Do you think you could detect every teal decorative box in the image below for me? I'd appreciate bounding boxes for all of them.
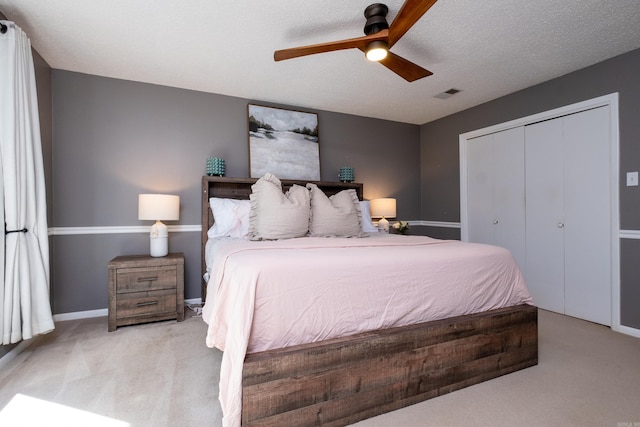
[206,157,225,176]
[339,167,354,182]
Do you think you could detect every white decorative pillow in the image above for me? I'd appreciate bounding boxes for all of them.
[306,183,362,237]
[208,198,251,238]
[249,173,310,240]
[359,201,379,233]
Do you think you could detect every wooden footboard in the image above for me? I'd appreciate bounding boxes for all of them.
[242,304,537,426]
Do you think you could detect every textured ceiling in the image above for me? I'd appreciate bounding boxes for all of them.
[1,0,640,125]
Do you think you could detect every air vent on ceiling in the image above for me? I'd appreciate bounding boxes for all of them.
[434,88,461,100]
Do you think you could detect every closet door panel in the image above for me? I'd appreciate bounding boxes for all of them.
[525,119,565,314]
[563,106,611,325]
[493,127,526,269]
[466,134,495,245]
[464,101,613,326]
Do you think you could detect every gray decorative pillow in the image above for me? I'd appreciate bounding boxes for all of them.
[306,183,362,237]
[248,173,310,240]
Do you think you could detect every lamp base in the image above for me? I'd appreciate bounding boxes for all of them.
[149,220,169,257]
[378,217,389,233]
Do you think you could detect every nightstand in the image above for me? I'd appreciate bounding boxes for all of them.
[108,253,184,332]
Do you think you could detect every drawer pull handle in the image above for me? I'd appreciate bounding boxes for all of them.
[136,301,159,307]
[137,276,158,282]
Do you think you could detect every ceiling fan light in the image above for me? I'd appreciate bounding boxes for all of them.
[365,40,388,62]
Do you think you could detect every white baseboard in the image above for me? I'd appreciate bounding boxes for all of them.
[613,323,640,338]
[51,298,204,322]
[0,339,37,370]
[619,230,640,239]
[53,308,108,322]
[410,220,461,229]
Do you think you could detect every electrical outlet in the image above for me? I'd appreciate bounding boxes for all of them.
[627,171,638,186]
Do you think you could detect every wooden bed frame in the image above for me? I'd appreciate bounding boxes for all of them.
[201,176,538,427]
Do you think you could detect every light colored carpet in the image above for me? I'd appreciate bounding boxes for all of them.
[0,310,222,426]
[1,309,639,426]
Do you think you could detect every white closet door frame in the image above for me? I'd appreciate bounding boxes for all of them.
[459,93,627,335]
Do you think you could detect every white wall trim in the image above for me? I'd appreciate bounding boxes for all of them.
[410,220,461,229]
[619,230,640,239]
[49,222,464,235]
[49,224,201,235]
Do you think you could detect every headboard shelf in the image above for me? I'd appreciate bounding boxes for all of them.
[201,176,364,301]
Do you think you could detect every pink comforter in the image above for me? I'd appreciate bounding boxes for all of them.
[202,235,532,427]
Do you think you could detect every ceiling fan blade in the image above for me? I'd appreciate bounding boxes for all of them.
[379,51,433,82]
[388,0,438,48]
[275,29,389,61]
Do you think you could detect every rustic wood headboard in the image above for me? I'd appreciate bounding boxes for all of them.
[200,176,364,302]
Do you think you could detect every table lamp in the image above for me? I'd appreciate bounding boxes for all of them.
[370,198,396,233]
[138,194,180,257]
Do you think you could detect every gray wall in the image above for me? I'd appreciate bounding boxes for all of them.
[34,45,53,223]
[51,70,421,313]
[420,47,640,329]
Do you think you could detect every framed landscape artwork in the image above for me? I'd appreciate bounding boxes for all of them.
[248,104,320,181]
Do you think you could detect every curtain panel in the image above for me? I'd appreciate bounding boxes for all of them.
[0,21,54,344]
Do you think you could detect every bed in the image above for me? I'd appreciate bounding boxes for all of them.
[201,175,538,427]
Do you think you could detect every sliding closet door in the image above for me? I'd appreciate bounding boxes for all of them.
[563,106,611,325]
[525,119,565,314]
[466,127,525,269]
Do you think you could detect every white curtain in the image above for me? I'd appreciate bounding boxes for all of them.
[0,21,54,344]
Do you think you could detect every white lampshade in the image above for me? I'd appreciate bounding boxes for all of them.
[370,198,396,233]
[138,194,180,257]
[370,198,396,219]
[138,194,180,221]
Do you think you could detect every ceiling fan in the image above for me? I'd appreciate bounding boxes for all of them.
[274,0,438,82]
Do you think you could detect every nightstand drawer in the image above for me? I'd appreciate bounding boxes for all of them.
[116,266,177,293]
[116,289,177,318]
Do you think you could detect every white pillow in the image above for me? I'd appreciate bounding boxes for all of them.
[248,173,311,240]
[207,198,251,238]
[359,201,379,233]
[307,183,362,237]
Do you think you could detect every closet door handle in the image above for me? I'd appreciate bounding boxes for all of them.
[557,222,565,228]
[493,220,499,225]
